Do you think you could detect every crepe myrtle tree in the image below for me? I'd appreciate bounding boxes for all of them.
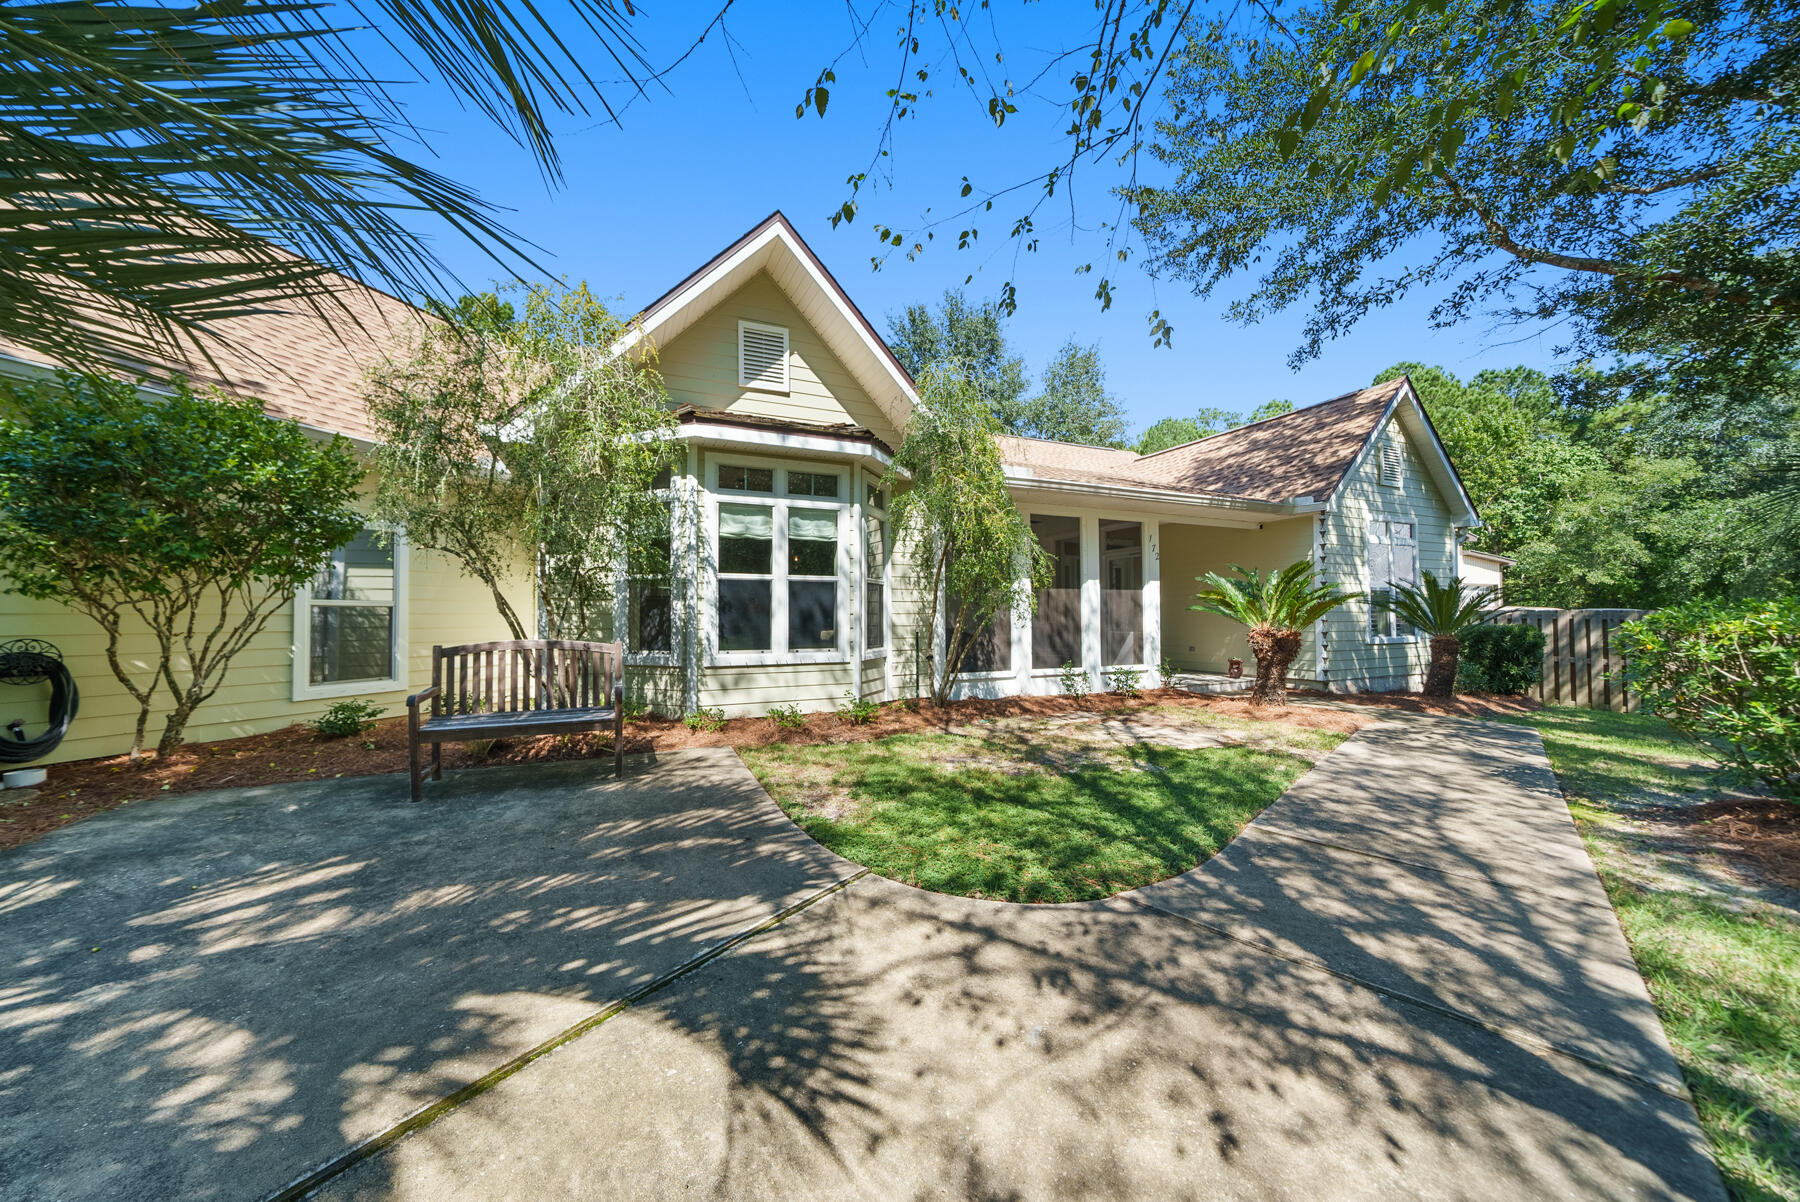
[888,364,1051,706]
[366,283,680,643]
[0,373,363,759]
[1378,572,1502,697]
[1191,561,1359,705]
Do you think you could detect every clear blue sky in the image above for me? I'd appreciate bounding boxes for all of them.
[388,4,1564,438]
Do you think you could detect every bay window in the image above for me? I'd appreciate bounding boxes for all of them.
[864,501,887,654]
[710,460,848,661]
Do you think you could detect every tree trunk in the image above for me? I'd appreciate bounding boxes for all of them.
[130,704,150,762]
[1246,627,1303,707]
[1424,635,1461,698]
[156,695,202,759]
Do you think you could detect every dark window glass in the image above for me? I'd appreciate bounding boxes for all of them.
[631,582,671,653]
[1032,514,1082,669]
[719,464,774,493]
[789,580,837,649]
[788,509,837,576]
[788,470,840,498]
[866,582,886,650]
[1101,520,1143,665]
[719,504,773,574]
[651,466,674,490]
[866,484,885,510]
[718,579,772,651]
[310,605,393,685]
[313,531,393,602]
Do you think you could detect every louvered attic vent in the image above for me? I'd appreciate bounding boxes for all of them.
[1380,436,1404,486]
[738,321,790,392]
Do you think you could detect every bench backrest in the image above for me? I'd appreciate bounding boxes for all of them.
[431,639,624,717]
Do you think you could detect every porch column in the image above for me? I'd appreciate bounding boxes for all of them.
[1080,513,1102,688]
[1143,520,1162,685]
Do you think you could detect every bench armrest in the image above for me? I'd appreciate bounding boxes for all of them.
[406,684,441,713]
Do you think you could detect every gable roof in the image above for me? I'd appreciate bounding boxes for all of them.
[0,277,426,444]
[616,212,919,437]
[1000,376,1479,522]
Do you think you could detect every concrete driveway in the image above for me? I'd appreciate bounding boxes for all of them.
[1,722,1726,1201]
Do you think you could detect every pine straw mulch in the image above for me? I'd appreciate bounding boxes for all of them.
[1644,796,1800,895]
[1,686,1534,852]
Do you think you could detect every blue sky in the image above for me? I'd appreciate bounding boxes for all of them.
[388,4,1564,438]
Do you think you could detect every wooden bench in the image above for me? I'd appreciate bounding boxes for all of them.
[405,639,625,802]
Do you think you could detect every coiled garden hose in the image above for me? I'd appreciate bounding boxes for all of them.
[0,638,79,764]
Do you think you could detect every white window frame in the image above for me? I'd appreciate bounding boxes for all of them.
[616,478,681,667]
[862,489,889,659]
[737,319,791,394]
[292,525,409,701]
[704,454,851,667]
[1367,518,1419,644]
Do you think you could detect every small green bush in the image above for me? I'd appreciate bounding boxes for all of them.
[767,703,808,731]
[1620,598,1800,800]
[1104,667,1143,695]
[620,698,651,722]
[1458,623,1545,695]
[312,699,384,739]
[1059,661,1088,698]
[837,691,880,725]
[684,707,726,732]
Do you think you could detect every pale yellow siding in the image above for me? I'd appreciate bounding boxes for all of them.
[2,543,530,765]
[698,663,856,718]
[654,273,903,447]
[1159,517,1317,676]
[1319,416,1458,690]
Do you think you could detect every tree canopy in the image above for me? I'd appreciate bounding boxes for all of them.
[1130,0,1797,387]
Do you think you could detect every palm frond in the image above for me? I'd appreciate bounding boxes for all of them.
[1191,560,1361,633]
[1378,572,1500,637]
[0,0,650,368]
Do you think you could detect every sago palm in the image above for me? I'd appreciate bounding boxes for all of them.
[1378,572,1501,697]
[1190,561,1359,706]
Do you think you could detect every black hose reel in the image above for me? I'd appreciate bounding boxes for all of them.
[0,638,79,765]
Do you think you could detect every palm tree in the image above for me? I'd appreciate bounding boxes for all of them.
[0,0,657,369]
[1191,561,1359,706]
[1378,572,1501,697]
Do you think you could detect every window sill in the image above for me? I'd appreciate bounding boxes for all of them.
[861,649,888,661]
[296,677,407,702]
[1366,635,1420,646]
[626,652,679,667]
[708,651,850,668]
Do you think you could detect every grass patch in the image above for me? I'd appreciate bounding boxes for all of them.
[742,728,1329,903]
[1504,707,1800,1202]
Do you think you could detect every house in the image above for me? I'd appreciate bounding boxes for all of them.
[0,283,534,766]
[1461,549,1513,603]
[1,210,1481,765]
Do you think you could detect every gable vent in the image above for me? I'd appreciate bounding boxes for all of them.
[738,321,790,392]
[1380,435,1403,487]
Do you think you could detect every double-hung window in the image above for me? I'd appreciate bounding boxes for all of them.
[1368,520,1418,640]
[295,527,406,699]
[864,488,887,654]
[712,461,846,661]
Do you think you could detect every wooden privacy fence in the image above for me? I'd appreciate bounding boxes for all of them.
[1487,608,1646,712]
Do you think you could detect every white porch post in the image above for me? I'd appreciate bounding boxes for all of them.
[1080,513,1102,689]
[1143,519,1162,685]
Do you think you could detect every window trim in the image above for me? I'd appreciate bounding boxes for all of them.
[704,454,851,667]
[1366,518,1420,644]
[737,319,791,394]
[617,481,681,667]
[292,526,409,701]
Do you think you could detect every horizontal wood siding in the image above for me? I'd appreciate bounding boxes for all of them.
[699,663,855,717]
[1,545,531,765]
[655,273,902,448]
[1319,416,1459,691]
[1158,518,1316,676]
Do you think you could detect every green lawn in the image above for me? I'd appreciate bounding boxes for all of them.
[741,724,1333,903]
[1504,707,1800,1202]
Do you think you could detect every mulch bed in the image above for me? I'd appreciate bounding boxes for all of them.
[0,686,1532,852]
[1649,796,1800,893]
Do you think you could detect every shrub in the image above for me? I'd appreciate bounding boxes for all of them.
[684,707,726,732]
[1059,661,1088,698]
[620,698,651,722]
[1619,598,1800,800]
[1458,624,1545,695]
[837,691,880,725]
[1104,667,1143,695]
[767,703,808,732]
[312,699,385,739]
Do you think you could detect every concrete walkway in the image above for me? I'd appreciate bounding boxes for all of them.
[2,720,1727,1201]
